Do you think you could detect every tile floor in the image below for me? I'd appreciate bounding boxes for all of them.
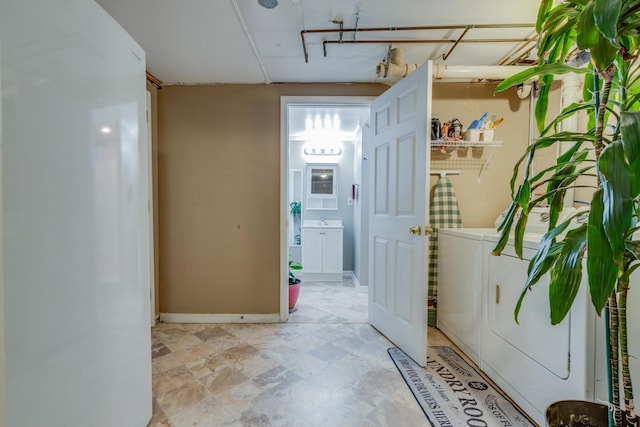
[149,279,454,427]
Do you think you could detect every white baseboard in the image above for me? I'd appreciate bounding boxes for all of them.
[302,272,342,281]
[159,313,281,324]
[346,271,368,293]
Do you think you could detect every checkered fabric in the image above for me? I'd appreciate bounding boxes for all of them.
[428,176,462,326]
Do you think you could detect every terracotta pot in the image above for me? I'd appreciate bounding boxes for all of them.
[546,400,609,427]
[288,280,301,312]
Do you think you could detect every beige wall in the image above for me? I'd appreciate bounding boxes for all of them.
[157,81,560,315]
[429,83,540,227]
[158,84,387,314]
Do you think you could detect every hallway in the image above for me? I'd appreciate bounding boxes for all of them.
[149,280,436,426]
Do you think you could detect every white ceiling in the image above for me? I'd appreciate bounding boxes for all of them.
[95,0,541,86]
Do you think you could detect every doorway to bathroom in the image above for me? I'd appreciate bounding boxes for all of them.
[280,97,373,322]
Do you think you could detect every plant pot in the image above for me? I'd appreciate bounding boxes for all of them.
[546,401,609,427]
[547,400,640,426]
[288,279,301,312]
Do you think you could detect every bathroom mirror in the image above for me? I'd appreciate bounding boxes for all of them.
[310,168,334,195]
[306,164,337,209]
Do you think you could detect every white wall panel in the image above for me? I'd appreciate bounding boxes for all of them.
[1,1,152,426]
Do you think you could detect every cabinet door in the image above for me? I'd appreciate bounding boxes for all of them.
[301,229,323,273]
[322,229,343,273]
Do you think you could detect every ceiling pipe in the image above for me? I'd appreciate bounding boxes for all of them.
[323,37,536,58]
[376,48,418,78]
[300,23,536,62]
[432,64,533,81]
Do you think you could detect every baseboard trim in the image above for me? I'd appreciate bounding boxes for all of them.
[159,313,281,324]
[346,271,368,293]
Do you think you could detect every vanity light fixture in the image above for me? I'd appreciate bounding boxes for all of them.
[304,147,342,156]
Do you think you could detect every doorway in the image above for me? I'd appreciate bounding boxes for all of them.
[280,97,374,321]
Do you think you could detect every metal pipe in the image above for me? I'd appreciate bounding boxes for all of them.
[432,64,533,80]
[498,39,537,65]
[301,31,309,62]
[323,37,536,57]
[442,26,472,61]
[146,72,162,90]
[301,23,535,35]
[301,23,536,63]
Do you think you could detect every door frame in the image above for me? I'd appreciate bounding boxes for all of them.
[279,96,375,321]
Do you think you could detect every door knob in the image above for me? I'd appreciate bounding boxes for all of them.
[409,226,422,235]
[425,226,434,236]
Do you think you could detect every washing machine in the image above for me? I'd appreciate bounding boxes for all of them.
[437,228,494,364]
[437,207,609,426]
[481,232,601,426]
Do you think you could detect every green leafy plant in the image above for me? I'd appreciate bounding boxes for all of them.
[494,1,640,425]
[289,257,302,285]
[289,201,302,216]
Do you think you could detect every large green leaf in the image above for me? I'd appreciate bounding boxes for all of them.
[594,0,622,45]
[493,202,520,256]
[591,33,619,71]
[517,180,532,210]
[549,224,588,325]
[620,111,640,195]
[495,64,591,94]
[541,102,595,137]
[577,2,600,50]
[536,75,554,132]
[537,0,555,34]
[514,242,563,324]
[599,141,633,264]
[546,146,590,213]
[587,189,618,313]
[514,211,529,260]
[524,220,573,293]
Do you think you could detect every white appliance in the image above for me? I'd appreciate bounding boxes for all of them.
[437,206,619,425]
[480,233,602,425]
[437,228,493,364]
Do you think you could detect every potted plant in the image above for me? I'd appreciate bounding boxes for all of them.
[290,201,302,245]
[289,257,302,312]
[494,1,640,426]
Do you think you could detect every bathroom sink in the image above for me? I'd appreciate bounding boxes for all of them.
[302,219,343,228]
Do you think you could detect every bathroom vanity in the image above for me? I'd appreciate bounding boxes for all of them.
[301,220,343,281]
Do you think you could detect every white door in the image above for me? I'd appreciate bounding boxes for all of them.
[368,61,432,366]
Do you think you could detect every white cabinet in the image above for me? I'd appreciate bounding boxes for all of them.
[301,221,343,281]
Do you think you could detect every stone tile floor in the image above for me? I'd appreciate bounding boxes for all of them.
[149,279,453,427]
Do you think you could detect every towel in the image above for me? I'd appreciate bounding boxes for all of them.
[428,176,463,326]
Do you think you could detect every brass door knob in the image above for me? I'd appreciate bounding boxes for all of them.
[425,226,434,236]
[409,226,422,235]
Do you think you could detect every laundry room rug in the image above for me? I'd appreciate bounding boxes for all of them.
[388,346,536,427]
